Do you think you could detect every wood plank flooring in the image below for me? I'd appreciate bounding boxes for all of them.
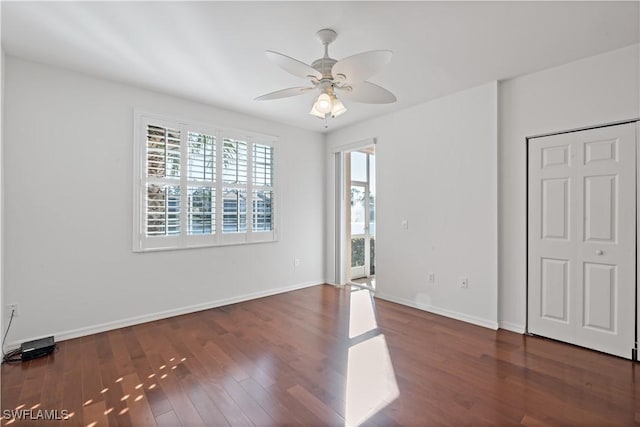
[2,284,639,426]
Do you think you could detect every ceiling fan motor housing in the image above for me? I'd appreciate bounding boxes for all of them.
[311,58,338,81]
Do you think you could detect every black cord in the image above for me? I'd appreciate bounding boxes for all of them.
[3,348,21,363]
[1,309,20,364]
[2,309,15,355]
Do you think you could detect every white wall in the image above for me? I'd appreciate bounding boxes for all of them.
[499,44,640,332]
[3,56,325,345]
[1,46,4,346]
[326,82,499,329]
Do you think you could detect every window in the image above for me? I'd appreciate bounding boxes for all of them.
[134,113,277,251]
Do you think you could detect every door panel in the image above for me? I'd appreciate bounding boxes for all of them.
[542,144,570,168]
[540,258,569,321]
[585,139,617,164]
[583,262,615,331]
[584,175,616,242]
[529,122,636,359]
[542,178,569,240]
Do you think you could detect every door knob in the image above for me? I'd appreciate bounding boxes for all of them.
[595,250,604,255]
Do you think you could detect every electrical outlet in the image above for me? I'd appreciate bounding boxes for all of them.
[294,258,300,267]
[7,303,19,317]
[428,272,435,283]
[458,277,469,289]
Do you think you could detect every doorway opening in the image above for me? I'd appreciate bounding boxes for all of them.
[347,147,376,290]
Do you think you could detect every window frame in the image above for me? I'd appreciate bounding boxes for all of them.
[133,111,278,252]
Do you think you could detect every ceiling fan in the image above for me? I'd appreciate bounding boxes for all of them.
[255,28,396,126]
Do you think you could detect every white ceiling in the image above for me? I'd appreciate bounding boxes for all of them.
[2,1,639,133]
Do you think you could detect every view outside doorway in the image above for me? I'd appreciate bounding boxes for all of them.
[350,149,375,288]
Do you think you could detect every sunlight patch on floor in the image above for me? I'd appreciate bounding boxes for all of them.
[346,288,399,426]
[349,289,378,339]
[345,334,399,426]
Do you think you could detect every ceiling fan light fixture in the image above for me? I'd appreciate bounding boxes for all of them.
[314,93,333,114]
[331,96,347,117]
[309,103,326,118]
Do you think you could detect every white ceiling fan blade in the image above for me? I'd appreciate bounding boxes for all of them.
[339,81,397,104]
[265,50,322,80]
[332,50,392,84]
[254,86,314,101]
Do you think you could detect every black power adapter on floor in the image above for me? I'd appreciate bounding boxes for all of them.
[20,336,56,361]
[2,336,56,363]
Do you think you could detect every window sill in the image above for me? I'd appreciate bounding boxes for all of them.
[133,233,278,253]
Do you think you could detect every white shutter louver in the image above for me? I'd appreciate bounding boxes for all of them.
[253,144,273,187]
[188,132,215,181]
[146,124,180,178]
[222,139,248,184]
[252,190,273,231]
[146,184,180,236]
[188,187,215,235]
[223,188,247,232]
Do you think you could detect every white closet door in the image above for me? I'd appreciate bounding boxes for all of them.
[528,122,636,359]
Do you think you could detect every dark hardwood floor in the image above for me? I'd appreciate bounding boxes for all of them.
[2,284,639,426]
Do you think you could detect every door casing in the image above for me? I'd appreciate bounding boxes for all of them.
[331,138,377,286]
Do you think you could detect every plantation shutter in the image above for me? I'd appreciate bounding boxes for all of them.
[145,124,181,238]
[134,113,278,251]
[252,144,274,232]
[187,131,216,236]
[222,139,249,234]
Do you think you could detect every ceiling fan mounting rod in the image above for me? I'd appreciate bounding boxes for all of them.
[314,29,338,81]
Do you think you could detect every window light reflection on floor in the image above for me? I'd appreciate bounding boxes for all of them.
[345,289,399,426]
[349,289,378,339]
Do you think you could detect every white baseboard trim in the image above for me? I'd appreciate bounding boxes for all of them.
[324,282,345,287]
[375,292,499,330]
[7,280,323,349]
[498,321,526,334]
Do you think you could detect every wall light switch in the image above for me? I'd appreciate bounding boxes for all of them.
[402,220,409,230]
[458,277,469,289]
[428,272,435,283]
